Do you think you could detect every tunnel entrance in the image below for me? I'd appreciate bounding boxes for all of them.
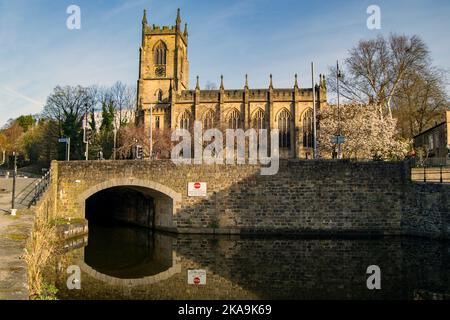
[83,185,178,279]
[82,180,178,232]
[83,225,175,279]
[86,186,156,228]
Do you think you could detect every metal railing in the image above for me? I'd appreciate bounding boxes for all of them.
[29,170,52,207]
[411,165,450,183]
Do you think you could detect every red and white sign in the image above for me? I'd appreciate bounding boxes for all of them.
[188,270,206,285]
[188,182,207,197]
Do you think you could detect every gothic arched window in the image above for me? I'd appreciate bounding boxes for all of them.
[252,109,266,130]
[154,42,167,65]
[179,111,191,130]
[157,90,163,102]
[278,109,291,148]
[302,109,314,148]
[228,109,241,130]
[203,109,215,130]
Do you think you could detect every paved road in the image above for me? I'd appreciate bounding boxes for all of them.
[0,210,33,300]
[0,172,39,300]
[0,177,40,213]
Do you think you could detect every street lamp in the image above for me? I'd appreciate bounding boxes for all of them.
[336,60,343,160]
[113,124,118,160]
[11,151,17,216]
[149,104,153,160]
[83,103,89,161]
[311,62,318,160]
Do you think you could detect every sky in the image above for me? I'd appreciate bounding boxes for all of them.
[0,0,449,126]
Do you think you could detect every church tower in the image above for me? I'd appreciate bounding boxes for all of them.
[137,8,189,129]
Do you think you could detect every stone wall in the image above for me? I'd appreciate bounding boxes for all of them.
[402,183,450,239]
[35,159,443,239]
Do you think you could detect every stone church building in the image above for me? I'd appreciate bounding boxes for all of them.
[136,9,328,159]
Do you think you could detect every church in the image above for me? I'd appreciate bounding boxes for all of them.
[136,9,328,159]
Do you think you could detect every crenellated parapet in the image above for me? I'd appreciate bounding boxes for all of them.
[176,87,324,104]
[143,25,188,45]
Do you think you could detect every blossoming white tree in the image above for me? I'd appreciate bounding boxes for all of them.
[318,104,409,160]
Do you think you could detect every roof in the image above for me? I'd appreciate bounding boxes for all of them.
[413,121,446,139]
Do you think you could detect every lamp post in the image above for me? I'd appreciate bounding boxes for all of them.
[66,138,71,161]
[84,103,89,161]
[149,105,153,160]
[311,62,318,159]
[113,125,117,160]
[11,152,17,216]
[336,60,343,160]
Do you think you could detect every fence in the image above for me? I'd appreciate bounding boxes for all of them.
[411,166,450,183]
[29,170,52,207]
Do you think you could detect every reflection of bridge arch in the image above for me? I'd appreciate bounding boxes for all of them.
[78,178,182,230]
[76,251,182,286]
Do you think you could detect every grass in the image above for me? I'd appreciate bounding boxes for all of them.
[35,284,58,300]
[0,233,28,241]
[1,223,30,241]
[23,217,58,300]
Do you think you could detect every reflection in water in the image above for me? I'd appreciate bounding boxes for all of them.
[84,224,172,279]
[53,224,450,300]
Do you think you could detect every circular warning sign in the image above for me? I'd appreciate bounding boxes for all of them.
[194,182,201,189]
[193,277,201,285]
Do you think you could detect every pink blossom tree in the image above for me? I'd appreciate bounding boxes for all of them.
[318,104,409,160]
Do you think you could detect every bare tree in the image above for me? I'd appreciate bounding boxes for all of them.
[328,34,429,118]
[116,125,173,160]
[393,67,448,138]
[42,85,96,159]
[43,85,95,125]
[109,81,137,127]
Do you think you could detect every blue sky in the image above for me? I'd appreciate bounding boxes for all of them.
[1,0,449,126]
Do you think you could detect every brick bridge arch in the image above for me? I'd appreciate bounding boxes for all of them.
[79,178,182,230]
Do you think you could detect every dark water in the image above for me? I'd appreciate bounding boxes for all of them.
[51,224,450,300]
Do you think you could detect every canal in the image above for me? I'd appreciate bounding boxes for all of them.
[41,185,450,300]
[45,224,450,300]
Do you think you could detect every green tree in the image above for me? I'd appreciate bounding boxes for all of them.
[15,115,36,132]
[100,100,115,133]
[19,118,60,166]
[98,100,116,159]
